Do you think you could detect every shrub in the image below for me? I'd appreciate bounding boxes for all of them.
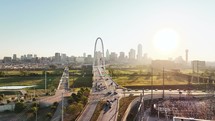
[46,112,52,118]
[15,102,26,113]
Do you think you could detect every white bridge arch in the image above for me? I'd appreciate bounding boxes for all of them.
[93,37,105,69]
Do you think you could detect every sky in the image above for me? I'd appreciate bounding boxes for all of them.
[1,0,215,61]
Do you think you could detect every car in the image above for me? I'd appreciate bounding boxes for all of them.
[129,94,134,96]
[127,89,131,91]
[109,103,112,108]
[107,91,112,95]
[114,91,118,95]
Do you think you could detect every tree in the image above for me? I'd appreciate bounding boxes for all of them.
[15,102,26,113]
[53,102,58,106]
[67,103,83,115]
[0,97,3,102]
[80,96,88,105]
[7,100,11,104]
[46,112,52,118]
[0,71,5,77]
[49,64,57,69]
[0,94,5,98]
[51,105,57,111]
[30,107,38,114]
[71,93,79,102]
[68,96,75,104]
[0,94,5,102]
[19,71,28,76]
[24,93,28,100]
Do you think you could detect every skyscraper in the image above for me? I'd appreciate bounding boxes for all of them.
[83,53,86,58]
[185,49,188,64]
[129,49,136,60]
[137,44,142,61]
[119,52,125,60]
[55,53,61,62]
[13,54,17,61]
[106,49,110,60]
[61,53,67,62]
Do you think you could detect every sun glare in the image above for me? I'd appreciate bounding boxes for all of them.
[153,28,179,53]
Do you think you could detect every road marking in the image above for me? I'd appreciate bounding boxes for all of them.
[147,116,149,121]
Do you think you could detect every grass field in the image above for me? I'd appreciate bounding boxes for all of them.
[113,75,188,86]
[90,101,106,121]
[117,96,137,121]
[69,76,92,89]
[0,76,60,89]
[0,70,59,76]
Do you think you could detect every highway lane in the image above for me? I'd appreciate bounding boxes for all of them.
[77,100,98,121]
[96,67,119,121]
[77,66,212,121]
[77,67,103,121]
[78,66,119,121]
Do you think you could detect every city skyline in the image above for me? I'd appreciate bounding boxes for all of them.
[1,1,215,61]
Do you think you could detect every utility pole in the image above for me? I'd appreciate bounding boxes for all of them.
[163,67,165,99]
[73,72,75,90]
[35,108,37,121]
[141,88,144,121]
[67,67,70,90]
[34,87,36,98]
[35,101,38,121]
[151,68,153,101]
[61,92,64,121]
[197,60,199,84]
[151,68,154,114]
[45,71,47,93]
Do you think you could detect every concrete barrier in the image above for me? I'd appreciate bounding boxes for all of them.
[0,103,15,112]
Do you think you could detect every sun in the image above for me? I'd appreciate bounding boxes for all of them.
[153,28,179,53]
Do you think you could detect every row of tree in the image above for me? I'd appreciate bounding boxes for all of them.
[67,88,90,120]
[0,70,63,77]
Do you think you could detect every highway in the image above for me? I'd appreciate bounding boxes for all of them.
[41,67,70,107]
[77,66,119,121]
[95,66,119,121]
[78,66,212,121]
[50,67,71,121]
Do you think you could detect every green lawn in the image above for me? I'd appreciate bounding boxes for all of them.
[117,96,137,121]
[0,76,60,88]
[113,75,188,86]
[90,101,106,121]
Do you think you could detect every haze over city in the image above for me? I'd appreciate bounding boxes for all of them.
[1,0,215,61]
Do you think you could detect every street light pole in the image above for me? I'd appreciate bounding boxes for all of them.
[72,72,75,90]
[35,101,38,121]
[62,92,64,121]
[45,71,47,93]
[68,68,70,89]
[34,87,36,98]
[162,67,165,99]
[151,68,153,101]
[150,68,154,114]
